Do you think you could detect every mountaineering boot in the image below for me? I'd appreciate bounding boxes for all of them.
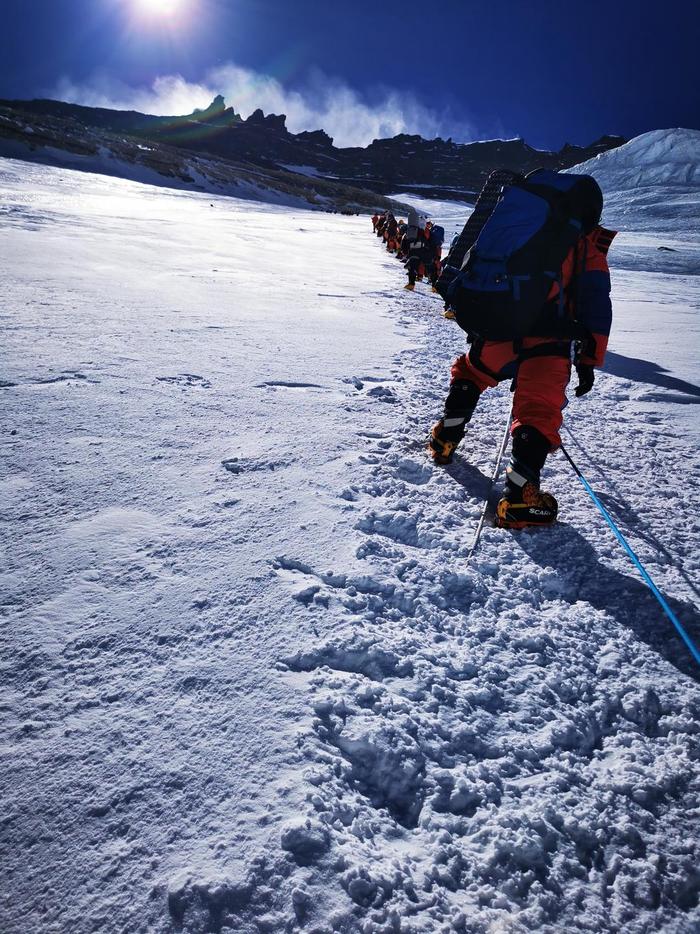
[404,282,415,291]
[429,418,464,464]
[443,308,456,319]
[495,425,558,528]
[495,482,558,528]
[428,380,481,465]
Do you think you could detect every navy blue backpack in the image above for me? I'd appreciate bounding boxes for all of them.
[429,224,445,246]
[446,169,603,341]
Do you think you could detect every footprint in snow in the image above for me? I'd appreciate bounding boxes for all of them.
[156,373,211,389]
[283,637,413,681]
[25,371,98,386]
[272,555,330,607]
[222,456,289,475]
[367,385,398,404]
[257,380,323,390]
[343,375,393,392]
[391,456,432,485]
[356,510,421,547]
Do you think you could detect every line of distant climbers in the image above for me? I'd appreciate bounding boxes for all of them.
[371,210,448,292]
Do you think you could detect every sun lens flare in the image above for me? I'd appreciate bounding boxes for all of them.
[136,0,187,18]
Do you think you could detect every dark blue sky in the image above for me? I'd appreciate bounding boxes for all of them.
[1,0,698,149]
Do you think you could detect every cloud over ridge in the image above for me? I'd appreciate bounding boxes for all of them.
[51,63,477,148]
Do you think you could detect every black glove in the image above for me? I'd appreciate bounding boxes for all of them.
[575,363,595,397]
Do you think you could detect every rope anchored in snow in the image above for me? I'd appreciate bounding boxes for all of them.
[560,442,700,667]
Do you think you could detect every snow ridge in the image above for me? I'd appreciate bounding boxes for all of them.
[572,128,700,189]
[570,129,700,275]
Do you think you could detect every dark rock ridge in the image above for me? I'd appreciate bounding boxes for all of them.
[191,93,241,125]
[0,104,408,216]
[0,94,625,201]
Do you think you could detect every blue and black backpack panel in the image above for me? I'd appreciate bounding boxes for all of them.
[446,170,603,341]
[429,224,445,246]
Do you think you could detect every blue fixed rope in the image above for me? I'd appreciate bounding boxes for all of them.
[560,442,700,667]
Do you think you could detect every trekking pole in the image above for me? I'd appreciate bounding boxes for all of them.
[467,406,512,562]
[560,442,700,667]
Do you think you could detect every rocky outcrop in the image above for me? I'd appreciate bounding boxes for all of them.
[191,94,241,126]
[245,108,287,132]
[0,94,626,201]
[295,129,334,149]
[0,103,408,216]
[332,133,627,197]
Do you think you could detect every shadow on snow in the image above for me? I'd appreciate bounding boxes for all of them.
[513,522,700,683]
[603,351,700,401]
[444,451,700,681]
[562,427,700,604]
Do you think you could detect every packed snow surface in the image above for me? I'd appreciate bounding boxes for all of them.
[1,154,699,933]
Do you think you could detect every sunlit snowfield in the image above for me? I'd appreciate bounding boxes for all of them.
[1,141,699,933]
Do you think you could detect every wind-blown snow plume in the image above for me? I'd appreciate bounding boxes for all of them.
[52,74,215,122]
[51,65,477,147]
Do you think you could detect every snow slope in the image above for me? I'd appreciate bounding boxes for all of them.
[0,108,405,216]
[573,128,700,189]
[1,152,699,933]
[0,134,315,210]
[571,128,700,276]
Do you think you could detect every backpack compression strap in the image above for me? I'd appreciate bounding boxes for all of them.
[446,168,521,271]
[435,168,521,301]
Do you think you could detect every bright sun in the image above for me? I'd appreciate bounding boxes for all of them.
[136,0,185,17]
